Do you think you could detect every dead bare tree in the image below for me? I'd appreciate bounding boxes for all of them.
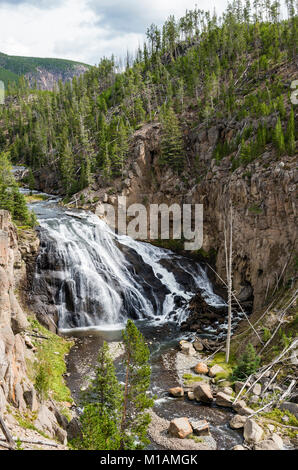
[225,203,233,363]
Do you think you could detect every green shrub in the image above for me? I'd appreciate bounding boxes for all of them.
[232,343,261,381]
[35,361,51,402]
[262,328,271,343]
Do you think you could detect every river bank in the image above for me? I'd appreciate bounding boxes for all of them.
[14,169,297,451]
[65,322,244,450]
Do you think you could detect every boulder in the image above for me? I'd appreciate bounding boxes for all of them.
[23,387,39,412]
[209,364,225,378]
[168,417,193,439]
[234,381,246,394]
[279,401,298,419]
[190,419,210,436]
[180,341,196,356]
[14,383,26,410]
[244,419,264,444]
[9,291,29,334]
[55,426,68,445]
[169,387,184,397]
[67,418,82,441]
[252,383,262,396]
[233,400,254,416]
[187,391,195,400]
[216,391,233,407]
[266,424,275,433]
[193,339,204,352]
[24,335,36,351]
[254,439,282,450]
[250,395,260,404]
[35,404,68,444]
[35,404,59,437]
[271,433,284,450]
[222,386,234,395]
[232,445,247,450]
[194,362,209,375]
[48,402,69,430]
[229,414,247,429]
[194,383,213,403]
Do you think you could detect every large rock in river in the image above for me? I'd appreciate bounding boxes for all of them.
[168,417,193,439]
[244,419,264,444]
[169,387,184,397]
[194,383,213,403]
[194,362,209,374]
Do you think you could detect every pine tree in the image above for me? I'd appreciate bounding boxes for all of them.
[232,343,261,381]
[274,116,285,155]
[74,342,122,450]
[12,187,30,225]
[59,139,75,195]
[160,106,184,172]
[28,169,35,195]
[120,320,154,450]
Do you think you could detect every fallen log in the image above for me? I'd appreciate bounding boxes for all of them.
[0,437,59,448]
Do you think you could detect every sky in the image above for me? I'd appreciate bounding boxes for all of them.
[0,0,230,65]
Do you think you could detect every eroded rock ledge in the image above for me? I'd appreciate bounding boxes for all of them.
[0,210,73,450]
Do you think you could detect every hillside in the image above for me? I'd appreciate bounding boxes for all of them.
[0,0,296,304]
[0,0,297,452]
[0,51,90,90]
[0,1,296,315]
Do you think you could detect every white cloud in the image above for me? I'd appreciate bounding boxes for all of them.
[0,0,230,65]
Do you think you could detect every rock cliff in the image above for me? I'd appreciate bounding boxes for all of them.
[77,122,297,315]
[25,64,89,91]
[0,210,32,412]
[0,210,72,450]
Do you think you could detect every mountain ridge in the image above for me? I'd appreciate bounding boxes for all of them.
[0,51,90,90]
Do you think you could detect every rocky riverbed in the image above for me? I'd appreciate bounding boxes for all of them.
[65,322,245,450]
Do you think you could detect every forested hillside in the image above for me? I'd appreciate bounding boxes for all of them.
[0,51,90,89]
[0,0,297,197]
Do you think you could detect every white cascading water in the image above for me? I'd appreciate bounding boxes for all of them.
[30,195,226,334]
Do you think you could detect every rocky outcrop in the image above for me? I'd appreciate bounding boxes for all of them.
[0,210,70,449]
[0,210,33,411]
[90,122,296,318]
[25,64,89,91]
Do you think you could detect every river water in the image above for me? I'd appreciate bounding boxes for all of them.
[19,178,243,450]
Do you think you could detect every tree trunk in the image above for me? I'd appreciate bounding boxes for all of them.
[120,350,130,450]
[225,204,233,363]
[0,414,16,450]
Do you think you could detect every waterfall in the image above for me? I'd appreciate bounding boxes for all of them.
[30,199,225,334]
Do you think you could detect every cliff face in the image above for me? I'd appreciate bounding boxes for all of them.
[0,51,90,90]
[0,210,31,411]
[25,64,89,91]
[0,210,72,449]
[81,122,297,314]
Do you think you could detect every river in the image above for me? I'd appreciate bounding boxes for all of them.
[18,176,243,450]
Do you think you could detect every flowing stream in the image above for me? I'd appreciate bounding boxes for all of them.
[18,175,243,450]
[26,191,229,335]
